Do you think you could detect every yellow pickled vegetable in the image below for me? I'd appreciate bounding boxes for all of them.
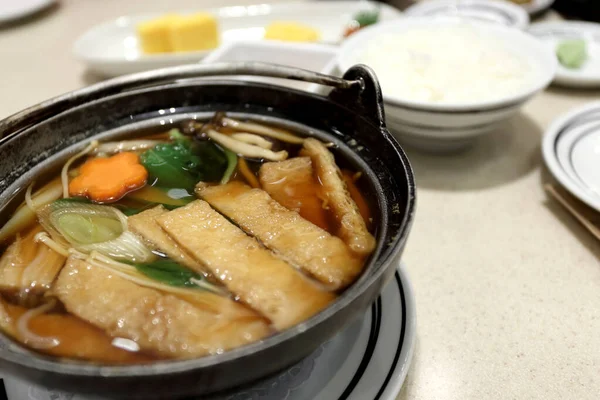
[264,22,320,42]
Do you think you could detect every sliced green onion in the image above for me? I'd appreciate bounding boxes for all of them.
[221,149,238,184]
[37,201,154,263]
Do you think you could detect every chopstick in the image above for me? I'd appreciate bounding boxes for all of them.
[544,183,600,241]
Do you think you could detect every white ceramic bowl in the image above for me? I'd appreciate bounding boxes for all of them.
[337,17,557,152]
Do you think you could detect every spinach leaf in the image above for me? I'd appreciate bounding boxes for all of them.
[139,130,227,190]
[193,141,228,182]
[133,259,205,288]
[53,197,92,206]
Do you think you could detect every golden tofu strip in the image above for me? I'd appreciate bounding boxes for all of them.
[301,138,376,256]
[128,206,209,276]
[198,182,363,290]
[54,257,271,359]
[259,157,331,231]
[0,225,65,294]
[157,200,335,330]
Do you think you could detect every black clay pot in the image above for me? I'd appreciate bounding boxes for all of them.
[0,62,415,399]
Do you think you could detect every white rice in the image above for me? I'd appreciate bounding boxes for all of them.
[357,25,537,104]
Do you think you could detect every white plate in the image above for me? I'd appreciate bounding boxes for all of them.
[1,263,415,400]
[554,119,600,198]
[529,21,600,88]
[73,1,403,77]
[521,0,555,16]
[201,40,338,93]
[0,0,54,23]
[543,101,600,212]
[405,0,529,30]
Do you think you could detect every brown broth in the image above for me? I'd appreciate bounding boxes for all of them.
[0,297,159,364]
[0,116,377,364]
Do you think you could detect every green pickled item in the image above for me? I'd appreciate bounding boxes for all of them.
[556,39,587,69]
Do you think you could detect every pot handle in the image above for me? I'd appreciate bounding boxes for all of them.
[0,62,368,141]
[328,64,387,130]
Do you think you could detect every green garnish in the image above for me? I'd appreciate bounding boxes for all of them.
[354,8,380,27]
[556,39,587,69]
[133,259,206,288]
[139,129,227,190]
[117,206,147,216]
[39,201,154,262]
[53,197,92,205]
[57,214,122,245]
[221,149,238,184]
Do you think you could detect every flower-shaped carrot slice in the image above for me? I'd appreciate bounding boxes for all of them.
[69,152,148,203]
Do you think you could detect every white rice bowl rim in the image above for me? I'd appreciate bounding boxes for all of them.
[338,17,557,112]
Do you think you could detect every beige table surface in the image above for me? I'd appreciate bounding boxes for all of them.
[1,1,599,399]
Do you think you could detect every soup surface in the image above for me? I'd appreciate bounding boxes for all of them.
[0,112,376,363]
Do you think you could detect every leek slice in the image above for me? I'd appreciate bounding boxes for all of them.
[221,149,238,184]
[37,201,154,263]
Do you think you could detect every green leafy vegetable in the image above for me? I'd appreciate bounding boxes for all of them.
[133,259,205,288]
[53,197,92,205]
[557,39,587,69]
[168,128,186,141]
[221,149,238,184]
[140,129,227,190]
[354,8,380,27]
[118,206,146,217]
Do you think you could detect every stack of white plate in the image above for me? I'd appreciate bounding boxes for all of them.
[543,102,600,213]
[336,17,557,152]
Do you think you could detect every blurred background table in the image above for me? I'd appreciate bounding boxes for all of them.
[0,1,599,399]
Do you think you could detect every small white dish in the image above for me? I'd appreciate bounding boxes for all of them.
[2,263,416,400]
[0,0,54,23]
[543,101,600,212]
[73,1,402,77]
[521,0,555,16]
[335,17,555,152]
[529,21,600,88]
[201,41,338,93]
[405,0,529,30]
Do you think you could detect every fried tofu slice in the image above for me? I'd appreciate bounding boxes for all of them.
[198,182,363,290]
[300,138,376,256]
[0,224,65,295]
[54,257,271,359]
[157,200,335,330]
[259,157,331,231]
[128,206,208,276]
